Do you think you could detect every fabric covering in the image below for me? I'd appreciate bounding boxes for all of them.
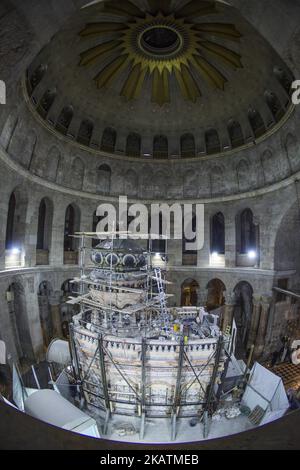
[242,362,289,426]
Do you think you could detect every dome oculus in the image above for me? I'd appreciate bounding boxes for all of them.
[79,0,243,106]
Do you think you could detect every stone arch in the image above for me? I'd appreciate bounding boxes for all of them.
[181,279,200,307]
[211,212,225,254]
[5,187,28,268]
[64,203,81,259]
[36,197,53,265]
[206,279,226,311]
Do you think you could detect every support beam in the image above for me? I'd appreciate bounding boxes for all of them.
[171,337,184,441]
[98,335,110,435]
[140,338,147,440]
[203,335,224,438]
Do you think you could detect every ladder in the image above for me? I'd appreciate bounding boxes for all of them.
[153,268,169,324]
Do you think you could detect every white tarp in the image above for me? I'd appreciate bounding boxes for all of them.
[242,362,289,426]
[46,339,71,365]
[24,389,100,438]
[0,340,6,364]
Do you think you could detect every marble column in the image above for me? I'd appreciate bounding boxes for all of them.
[49,291,63,339]
[222,291,236,333]
[247,294,262,350]
[254,295,272,359]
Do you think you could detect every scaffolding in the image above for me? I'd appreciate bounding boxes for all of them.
[67,231,231,440]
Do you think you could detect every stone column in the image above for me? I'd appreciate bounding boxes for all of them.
[222,291,236,333]
[49,197,65,266]
[247,294,261,349]
[254,295,272,359]
[224,211,236,268]
[49,291,63,339]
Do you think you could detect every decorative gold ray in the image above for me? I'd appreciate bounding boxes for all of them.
[174,64,201,102]
[175,0,217,19]
[192,23,242,41]
[191,55,227,89]
[80,23,129,38]
[121,63,148,100]
[94,54,130,88]
[102,0,145,18]
[199,41,242,68]
[147,0,172,15]
[152,68,170,105]
[79,40,123,66]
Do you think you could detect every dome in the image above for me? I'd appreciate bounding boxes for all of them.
[25,0,293,159]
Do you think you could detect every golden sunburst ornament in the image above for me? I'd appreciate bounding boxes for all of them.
[79,0,243,106]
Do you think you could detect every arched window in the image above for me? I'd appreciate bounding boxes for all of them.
[55,106,74,135]
[36,198,53,265]
[206,279,226,311]
[211,212,225,254]
[101,127,117,153]
[5,192,16,250]
[77,119,94,146]
[64,204,80,255]
[153,135,168,159]
[182,213,197,265]
[97,164,111,194]
[181,279,199,307]
[5,189,28,268]
[28,64,47,95]
[205,129,220,154]
[126,133,141,157]
[181,133,196,158]
[37,88,57,118]
[228,120,244,148]
[149,213,166,253]
[248,109,265,138]
[236,208,259,263]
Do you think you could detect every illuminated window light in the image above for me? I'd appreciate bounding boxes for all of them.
[248,250,257,260]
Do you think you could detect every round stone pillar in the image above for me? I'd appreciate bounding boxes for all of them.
[254,295,272,359]
[49,291,63,338]
[247,294,262,349]
[222,291,236,333]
